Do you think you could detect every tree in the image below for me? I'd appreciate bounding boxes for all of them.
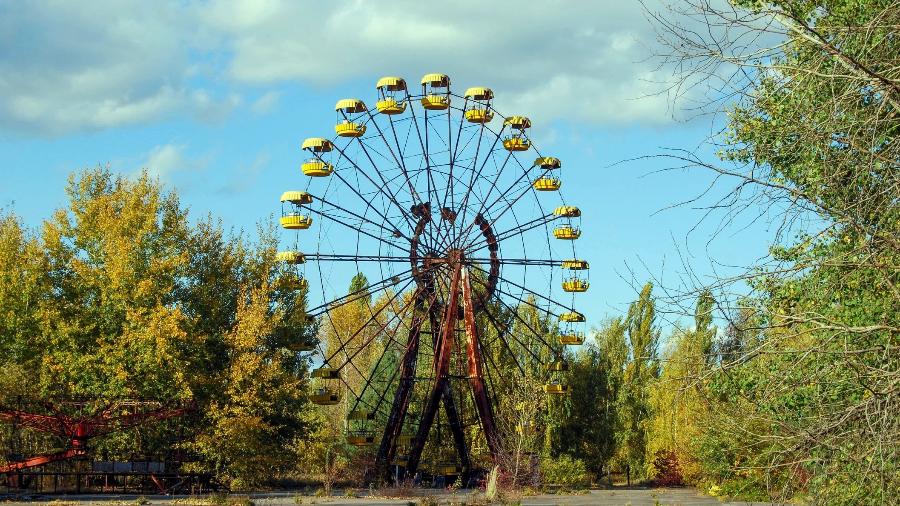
[0,168,316,487]
[646,290,716,484]
[648,0,899,501]
[607,283,661,484]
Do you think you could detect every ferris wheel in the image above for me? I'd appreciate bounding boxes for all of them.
[276,73,589,481]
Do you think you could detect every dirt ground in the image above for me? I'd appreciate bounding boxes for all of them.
[0,488,776,505]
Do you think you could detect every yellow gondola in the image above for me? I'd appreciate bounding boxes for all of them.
[433,463,464,476]
[347,410,375,421]
[275,250,305,264]
[280,214,312,230]
[301,160,334,177]
[335,98,367,137]
[335,122,365,137]
[301,137,333,153]
[559,333,585,345]
[560,311,585,323]
[396,433,415,446]
[311,367,341,379]
[563,279,589,292]
[553,225,581,240]
[503,116,531,151]
[310,387,340,405]
[503,136,530,151]
[280,191,313,205]
[301,137,335,177]
[464,86,494,123]
[347,431,376,447]
[544,383,569,395]
[534,156,561,169]
[554,205,581,218]
[421,73,450,110]
[376,76,407,114]
[505,116,532,129]
[533,177,561,191]
[561,259,589,270]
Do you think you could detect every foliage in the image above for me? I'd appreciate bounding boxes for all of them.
[538,454,591,489]
[649,0,899,502]
[0,168,316,487]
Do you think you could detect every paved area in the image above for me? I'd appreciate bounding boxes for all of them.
[0,488,776,505]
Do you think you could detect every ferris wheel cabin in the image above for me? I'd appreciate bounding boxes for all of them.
[375,76,408,114]
[335,98,368,137]
[464,86,494,123]
[301,137,335,177]
[503,115,532,151]
[421,73,451,110]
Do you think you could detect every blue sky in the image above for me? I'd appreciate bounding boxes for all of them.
[0,1,776,335]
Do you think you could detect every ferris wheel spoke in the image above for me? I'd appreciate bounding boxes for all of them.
[464,213,557,254]
[466,257,563,267]
[350,134,420,230]
[476,157,556,228]
[329,145,416,234]
[452,147,514,250]
[406,101,442,235]
[481,289,560,359]
[306,268,415,317]
[324,277,418,369]
[381,113,430,219]
[466,273,563,353]
[484,301,541,375]
[452,124,504,246]
[310,192,410,241]
[306,253,411,263]
[302,200,408,253]
[477,304,528,376]
[479,336,509,416]
[347,304,414,415]
[493,270,575,315]
[431,101,464,222]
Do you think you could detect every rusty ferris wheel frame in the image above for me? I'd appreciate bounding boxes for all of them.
[277,74,589,482]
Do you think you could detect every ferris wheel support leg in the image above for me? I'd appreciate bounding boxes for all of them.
[461,268,503,464]
[431,307,473,477]
[373,297,426,484]
[406,264,462,477]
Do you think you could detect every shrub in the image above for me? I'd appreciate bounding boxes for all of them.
[650,449,683,486]
[539,454,591,488]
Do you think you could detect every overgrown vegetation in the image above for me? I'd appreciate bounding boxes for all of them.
[0,1,895,502]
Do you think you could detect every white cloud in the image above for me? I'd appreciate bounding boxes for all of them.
[1,0,691,135]
[200,0,680,125]
[142,144,209,180]
[0,1,236,135]
[250,91,281,114]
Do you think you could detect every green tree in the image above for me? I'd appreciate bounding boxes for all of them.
[0,168,316,487]
[651,0,899,501]
[616,282,660,484]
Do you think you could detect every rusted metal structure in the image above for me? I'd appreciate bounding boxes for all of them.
[277,73,590,483]
[1,400,194,492]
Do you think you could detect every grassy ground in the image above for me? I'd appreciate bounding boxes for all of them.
[0,487,777,505]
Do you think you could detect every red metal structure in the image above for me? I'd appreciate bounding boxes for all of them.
[1,400,192,489]
[284,74,589,485]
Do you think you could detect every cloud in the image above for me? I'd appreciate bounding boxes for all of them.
[216,151,271,195]
[202,0,680,125]
[142,143,209,180]
[250,91,281,115]
[0,1,236,136]
[1,0,687,135]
